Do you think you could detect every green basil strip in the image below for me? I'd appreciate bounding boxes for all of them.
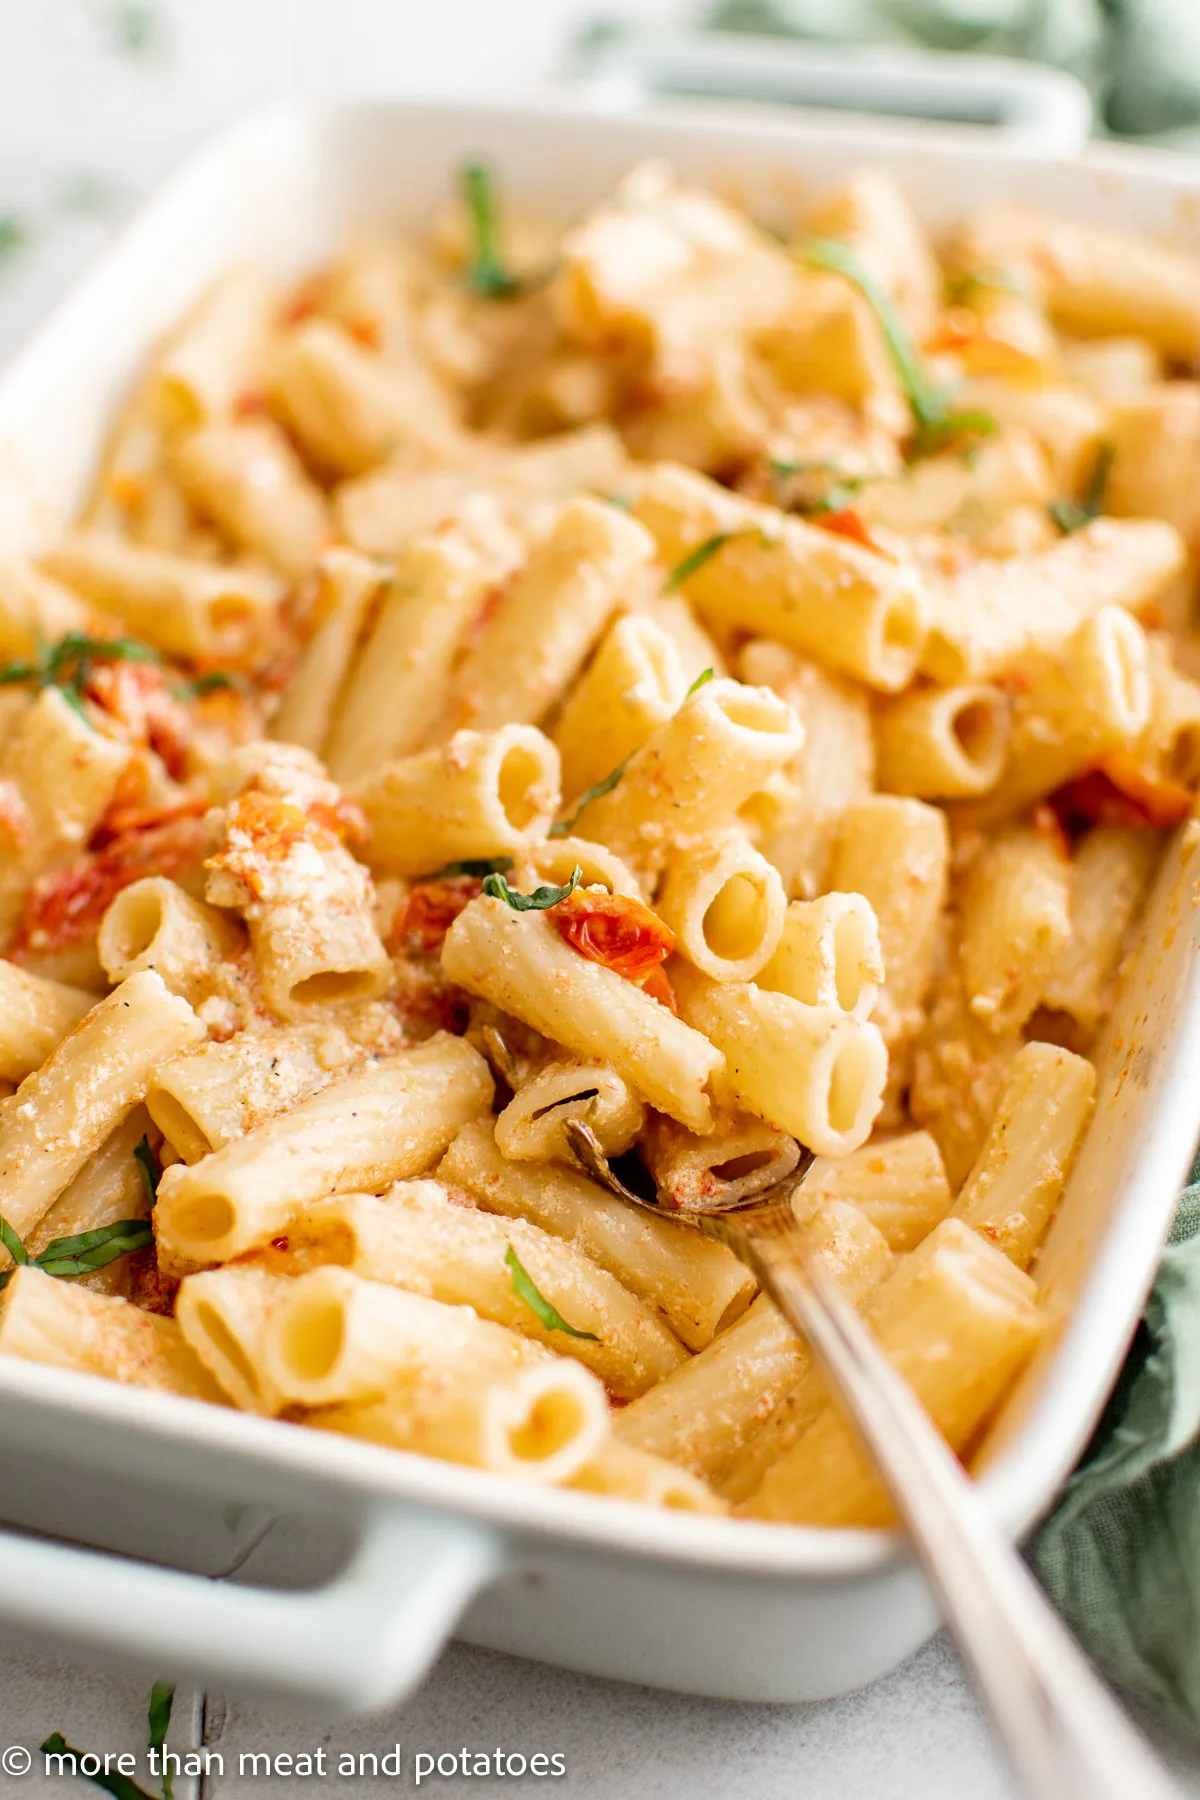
[662,532,738,593]
[0,1215,28,1267]
[685,666,715,696]
[548,760,630,837]
[481,866,582,912]
[174,670,236,700]
[147,1680,175,1800]
[505,1245,599,1341]
[40,1734,158,1800]
[1050,441,1115,536]
[804,237,996,456]
[460,161,520,299]
[134,1134,162,1204]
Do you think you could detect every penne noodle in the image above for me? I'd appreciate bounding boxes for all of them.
[154,1034,493,1267]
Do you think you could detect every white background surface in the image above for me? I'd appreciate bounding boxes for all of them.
[0,3,1197,1795]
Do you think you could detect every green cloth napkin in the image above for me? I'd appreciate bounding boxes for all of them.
[1032,1161,1200,1731]
[707,0,1200,143]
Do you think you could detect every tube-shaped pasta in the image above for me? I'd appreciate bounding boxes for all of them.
[0,1266,223,1401]
[551,614,686,802]
[171,420,331,580]
[156,267,276,426]
[958,825,1071,1033]
[98,877,243,1004]
[333,423,628,558]
[315,1355,609,1487]
[655,831,786,983]
[146,1020,366,1164]
[922,517,1185,683]
[3,686,133,877]
[265,1264,540,1407]
[204,785,391,1019]
[572,676,803,874]
[269,319,466,477]
[740,639,875,900]
[979,607,1151,819]
[633,463,930,692]
[641,1109,801,1213]
[678,975,887,1157]
[26,1108,155,1298]
[445,497,654,733]
[1043,828,1158,1033]
[952,1042,1095,1270]
[0,971,203,1242]
[275,1268,609,1484]
[154,1034,493,1267]
[874,682,1010,799]
[1140,635,1200,786]
[510,835,644,900]
[264,1182,684,1399]
[441,895,722,1132]
[909,955,1024,1191]
[270,548,389,757]
[802,1130,952,1254]
[439,1117,754,1351]
[569,1441,726,1513]
[42,533,281,663]
[351,725,559,877]
[495,1059,644,1163]
[175,1266,294,1415]
[757,894,883,1020]
[738,1220,1043,1524]
[325,498,522,781]
[616,1201,892,1480]
[955,208,1200,359]
[829,797,949,1048]
[0,561,92,659]
[0,962,92,1081]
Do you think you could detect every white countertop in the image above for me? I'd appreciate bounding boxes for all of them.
[0,3,1198,1794]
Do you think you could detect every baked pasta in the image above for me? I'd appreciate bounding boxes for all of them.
[1,158,1196,1527]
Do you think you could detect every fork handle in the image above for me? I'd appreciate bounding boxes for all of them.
[743,1229,1182,1800]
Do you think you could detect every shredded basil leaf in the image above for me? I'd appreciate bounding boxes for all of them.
[548,759,630,837]
[596,491,632,511]
[174,670,236,700]
[435,856,514,879]
[134,1135,162,1206]
[804,238,996,458]
[147,1681,175,1800]
[460,162,520,299]
[944,265,1034,307]
[0,1215,28,1268]
[111,2,159,54]
[0,1213,153,1292]
[768,458,885,516]
[482,866,582,912]
[662,532,737,593]
[41,1733,157,1800]
[1050,442,1115,536]
[0,633,160,727]
[0,215,31,269]
[505,1245,599,1340]
[686,667,715,696]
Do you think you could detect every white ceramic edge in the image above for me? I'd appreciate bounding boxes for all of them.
[573,30,1094,153]
[0,92,1196,1593]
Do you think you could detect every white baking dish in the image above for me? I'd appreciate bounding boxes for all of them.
[0,96,1199,1713]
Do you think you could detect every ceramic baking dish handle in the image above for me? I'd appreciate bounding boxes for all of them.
[570,30,1093,154]
[0,1505,499,1711]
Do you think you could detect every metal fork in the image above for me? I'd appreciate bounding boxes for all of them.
[564,1119,1181,1800]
